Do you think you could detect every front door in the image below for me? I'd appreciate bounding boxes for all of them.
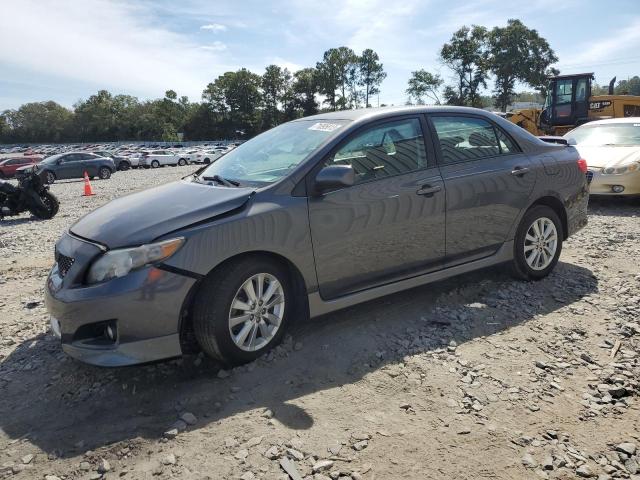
[308,117,446,299]
[429,114,537,263]
[57,154,84,179]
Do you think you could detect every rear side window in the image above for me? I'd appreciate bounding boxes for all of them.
[431,116,518,164]
[325,118,428,184]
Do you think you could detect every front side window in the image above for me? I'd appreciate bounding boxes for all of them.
[576,78,587,101]
[432,116,512,164]
[555,79,573,104]
[325,118,427,184]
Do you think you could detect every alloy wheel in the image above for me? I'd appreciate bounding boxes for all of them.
[46,172,55,184]
[228,273,285,352]
[524,217,558,271]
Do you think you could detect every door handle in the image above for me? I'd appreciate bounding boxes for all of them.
[511,166,530,176]
[416,185,442,197]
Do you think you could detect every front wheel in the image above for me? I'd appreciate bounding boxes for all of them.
[118,161,130,171]
[192,257,292,365]
[45,171,56,184]
[510,205,563,280]
[178,158,187,166]
[151,160,160,168]
[99,167,111,180]
[30,191,59,219]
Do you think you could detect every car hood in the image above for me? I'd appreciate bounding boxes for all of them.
[575,145,640,168]
[70,180,255,248]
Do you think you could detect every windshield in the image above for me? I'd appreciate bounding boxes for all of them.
[197,119,348,186]
[566,123,640,146]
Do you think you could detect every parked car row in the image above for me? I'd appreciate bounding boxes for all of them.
[0,142,241,183]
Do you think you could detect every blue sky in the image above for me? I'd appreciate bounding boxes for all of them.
[1,0,639,110]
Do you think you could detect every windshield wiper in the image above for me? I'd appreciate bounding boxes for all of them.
[202,175,240,187]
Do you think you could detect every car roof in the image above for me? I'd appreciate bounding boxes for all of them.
[579,117,640,126]
[293,105,503,124]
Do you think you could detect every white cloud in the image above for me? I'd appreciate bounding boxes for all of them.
[0,0,234,103]
[270,57,303,73]
[557,18,640,69]
[200,23,228,32]
[200,41,228,52]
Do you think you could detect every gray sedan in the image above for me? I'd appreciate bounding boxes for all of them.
[37,152,116,184]
[45,106,589,367]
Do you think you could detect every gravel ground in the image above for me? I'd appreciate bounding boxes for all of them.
[1,167,639,480]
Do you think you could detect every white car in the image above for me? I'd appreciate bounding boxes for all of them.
[138,150,186,168]
[565,118,640,196]
[189,150,224,164]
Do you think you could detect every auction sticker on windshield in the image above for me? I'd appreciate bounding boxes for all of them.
[308,122,342,132]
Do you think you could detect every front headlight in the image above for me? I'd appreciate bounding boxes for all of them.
[603,162,639,175]
[86,237,184,284]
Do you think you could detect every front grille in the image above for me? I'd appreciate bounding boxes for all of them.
[586,170,594,184]
[56,253,74,278]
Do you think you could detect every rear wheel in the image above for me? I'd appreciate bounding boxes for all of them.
[99,167,111,180]
[151,160,160,168]
[118,161,130,171]
[204,158,211,164]
[192,257,292,365]
[178,158,187,166]
[510,205,563,280]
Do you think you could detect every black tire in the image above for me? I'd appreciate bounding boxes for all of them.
[510,205,563,281]
[118,161,130,171]
[192,257,293,366]
[45,171,56,184]
[204,158,211,164]
[99,167,111,180]
[151,160,160,168]
[30,191,59,220]
[178,158,187,166]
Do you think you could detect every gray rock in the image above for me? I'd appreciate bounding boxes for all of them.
[312,460,334,472]
[265,446,280,460]
[21,454,34,465]
[616,443,637,456]
[97,458,111,474]
[576,465,595,478]
[522,453,538,468]
[162,453,176,465]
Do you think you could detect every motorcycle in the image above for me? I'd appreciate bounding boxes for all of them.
[0,164,59,220]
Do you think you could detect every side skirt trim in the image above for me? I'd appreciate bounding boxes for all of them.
[308,240,513,318]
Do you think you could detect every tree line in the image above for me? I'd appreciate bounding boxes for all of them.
[1,19,638,144]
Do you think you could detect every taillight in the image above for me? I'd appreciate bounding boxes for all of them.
[577,158,588,173]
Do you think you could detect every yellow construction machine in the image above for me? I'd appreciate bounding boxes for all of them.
[506,73,640,136]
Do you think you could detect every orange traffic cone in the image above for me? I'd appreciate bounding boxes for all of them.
[82,171,95,196]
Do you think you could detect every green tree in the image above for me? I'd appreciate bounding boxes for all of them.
[262,65,289,128]
[488,19,558,111]
[316,47,359,110]
[292,67,320,117]
[406,69,443,104]
[358,49,386,107]
[440,25,489,106]
[203,68,263,137]
[616,76,640,96]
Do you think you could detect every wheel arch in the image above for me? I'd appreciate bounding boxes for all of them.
[528,195,568,240]
[178,250,309,354]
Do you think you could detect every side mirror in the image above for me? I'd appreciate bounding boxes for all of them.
[56,159,63,165]
[566,137,577,146]
[314,165,355,194]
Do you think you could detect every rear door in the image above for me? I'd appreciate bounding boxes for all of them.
[428,114,536,263]
[308,116,446,299]
[81,153,100,176]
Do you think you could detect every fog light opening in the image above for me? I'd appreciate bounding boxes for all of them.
[105,325,117,341]
[612,185,625,193]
